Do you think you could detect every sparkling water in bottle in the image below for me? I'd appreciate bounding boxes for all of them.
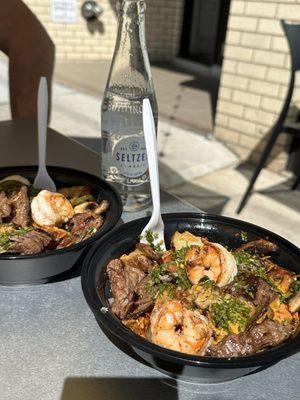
[101,0,158,211]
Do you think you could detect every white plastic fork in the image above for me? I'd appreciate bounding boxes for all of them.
[33,77,56,192]
[140,99,166,251]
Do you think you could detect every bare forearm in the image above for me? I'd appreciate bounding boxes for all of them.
[0,0,55,118]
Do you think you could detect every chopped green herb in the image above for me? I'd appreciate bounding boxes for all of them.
[233,274,256,299]
[290,278,300,294]
[198,276,216,289]
[142,230,163,253]
[87,227,97,236]
[211,296,252,332]
[233,250,284,296]
[176,264,191,289]
[241,231,248,242]
[0,226,33,253]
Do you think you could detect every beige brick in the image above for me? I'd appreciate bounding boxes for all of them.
[226,31,241,45]
[261,96,283,113]
[249,79,280,97]
[228,16,258,32]
[215,113,229,127]
[225,45,253,62]
[230,1,245,15]
[240,32,271,50]
[271,36,289,53]
[244,108,275,127]
[266,67,290,84]
[278,85,289,100]
[277,4,300,19]
[214,126,240,144]
[218,87,232,101]
[227,143,252,160]
[221,73,248,90]
[233,90,261,107]
[245,2,277,18]
[222,59,237,73]
[237,62,266,79]
[217,100,244,117]
[239,134,261,149]
[253,49,285,67]
[257,19,282,35]
[228,117,256,135]
[284,54,291,69]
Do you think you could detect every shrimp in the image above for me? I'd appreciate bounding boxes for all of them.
[184,243,237,287]
[31,190,74,226]
[150,296,211,355]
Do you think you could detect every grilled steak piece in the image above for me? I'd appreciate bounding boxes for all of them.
[0,191,11,221]
[121,248,156,273]
[135,243,161,262]
[67,211,103,241]
[237,239,279,255]
[107,259,146,320]
[128,276,153,319]
[8,229,53,255]
[207,319,292,357]
[56,234,75,249]
[252,278,277,321]
[9,186,30,228]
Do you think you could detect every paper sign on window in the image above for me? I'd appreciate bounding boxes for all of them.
[52,0,77,23]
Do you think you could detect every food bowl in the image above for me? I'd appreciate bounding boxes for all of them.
[81,213,300,383]
[0,166,122,285]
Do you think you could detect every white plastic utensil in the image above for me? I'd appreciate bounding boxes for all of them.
[140,99,166,251]
[33,77,56,192]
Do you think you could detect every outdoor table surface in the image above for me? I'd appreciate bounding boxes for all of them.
[0,118,299,400]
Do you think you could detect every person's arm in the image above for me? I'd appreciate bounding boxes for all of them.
[0,0,55,118]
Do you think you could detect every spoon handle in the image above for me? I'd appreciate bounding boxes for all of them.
[143,99,161,220]
[37,77,48,170]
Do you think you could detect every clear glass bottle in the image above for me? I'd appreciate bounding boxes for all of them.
[101,0,158,211]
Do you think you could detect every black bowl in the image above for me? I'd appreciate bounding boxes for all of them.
[81,213,300,383]
[0,166,122,285]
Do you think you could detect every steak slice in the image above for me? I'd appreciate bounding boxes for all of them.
[9,186,30,228]
[252,278,277,321]
[121,248,155,273]
[128,276,153,319]
[8,229,53,255]
[67,211,103,241]
[237,239,279,255]
[0,191,11,221]
[135,243,161,262]
[207,319,292,358]
[107,259,146,320]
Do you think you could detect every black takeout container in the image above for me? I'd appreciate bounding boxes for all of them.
[0,166,122,285]
[81,213,300,383]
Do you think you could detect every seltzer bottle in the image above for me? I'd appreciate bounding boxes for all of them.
[101,0,158,211]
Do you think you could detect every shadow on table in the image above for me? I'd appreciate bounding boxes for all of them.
[70,136,230,215]
[60,377,178,400]
[258,179,300,214]
[236,162,300,213]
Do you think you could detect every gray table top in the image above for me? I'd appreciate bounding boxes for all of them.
[0,119,299,400]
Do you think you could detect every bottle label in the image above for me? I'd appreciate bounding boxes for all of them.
[114,136,148,179]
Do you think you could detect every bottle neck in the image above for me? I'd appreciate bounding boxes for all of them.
[112,0,149,72]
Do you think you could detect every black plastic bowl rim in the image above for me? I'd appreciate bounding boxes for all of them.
[81,212,300,369]
[0,165,122,260]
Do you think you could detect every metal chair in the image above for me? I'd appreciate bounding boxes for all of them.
[237,20,300,214]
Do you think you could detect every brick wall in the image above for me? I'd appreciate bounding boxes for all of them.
[23,0,184,61]
[214,0,300,172]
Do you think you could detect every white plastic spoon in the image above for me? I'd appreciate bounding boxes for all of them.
[33,77,56,192]
[140,98,166,251]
